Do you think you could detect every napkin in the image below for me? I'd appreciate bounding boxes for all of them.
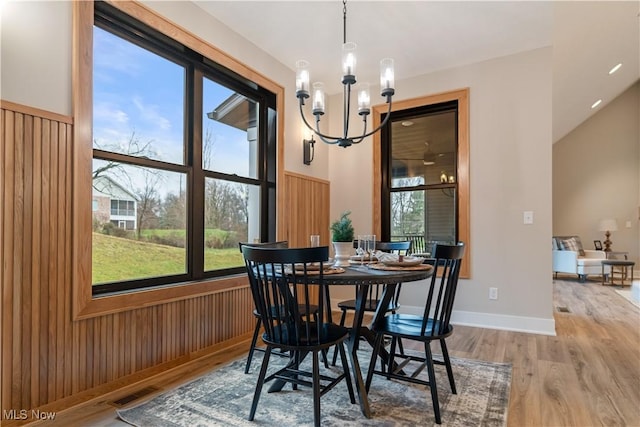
[373,251,398,263]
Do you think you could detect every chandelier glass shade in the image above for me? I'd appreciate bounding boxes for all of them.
[295,1,395,148]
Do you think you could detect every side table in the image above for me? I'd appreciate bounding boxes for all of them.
[605,251,628,260]
[601,260,635,286]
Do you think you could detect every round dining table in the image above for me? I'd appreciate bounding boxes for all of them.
[268,262,434,418]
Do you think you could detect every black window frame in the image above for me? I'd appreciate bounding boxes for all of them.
[380,100,459,245]
[91,2,276,296]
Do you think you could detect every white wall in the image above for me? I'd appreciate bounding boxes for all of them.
[1,1,72,115]
[1,1,555,335]
[329,48,556,335]
[553,82,640,264]
[140,1,331,181]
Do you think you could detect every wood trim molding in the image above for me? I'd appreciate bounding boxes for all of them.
[0,100,73,124]
[72,1,285,318]
[372,88,471,278]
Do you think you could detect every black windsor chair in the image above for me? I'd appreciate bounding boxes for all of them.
[241,245,355,427]
[239,241,321,374]
[364,242,465,425]
[331,240,412,365]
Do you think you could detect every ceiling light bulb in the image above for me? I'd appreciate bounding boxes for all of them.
[591,99,602,109]
[609,63,622,74]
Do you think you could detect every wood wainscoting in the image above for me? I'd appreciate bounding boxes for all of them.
[0,101,258,419]
[280,171,330,248]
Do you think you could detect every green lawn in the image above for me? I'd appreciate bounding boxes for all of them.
[92,233,243,284]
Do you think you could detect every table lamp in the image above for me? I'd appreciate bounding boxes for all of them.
[598,218,618,252]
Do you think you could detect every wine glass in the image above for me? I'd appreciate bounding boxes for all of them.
[356,235,365,263]
[366,234,376,267]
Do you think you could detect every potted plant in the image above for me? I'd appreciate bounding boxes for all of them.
[330,211,354,266]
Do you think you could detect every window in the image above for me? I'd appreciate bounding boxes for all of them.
[382,102,458,252]
[90,2,276,295]
[373,90,469,277]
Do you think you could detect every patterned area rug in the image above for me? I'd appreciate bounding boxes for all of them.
[118,348,511,426]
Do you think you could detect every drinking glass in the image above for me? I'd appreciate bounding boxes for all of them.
[356,235,365,262]
[366,234,376,267]
[310,234,320,247]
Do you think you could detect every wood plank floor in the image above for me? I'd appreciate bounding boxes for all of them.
[26,277,640,426]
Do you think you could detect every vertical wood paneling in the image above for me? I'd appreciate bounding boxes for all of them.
[3,109,16,413]
[282,172,331,248]
[1,102,259,418]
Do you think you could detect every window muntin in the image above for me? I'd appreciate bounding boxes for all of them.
[383,103,459,254]
[91,3,276,295]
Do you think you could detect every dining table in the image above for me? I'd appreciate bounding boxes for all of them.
[267,261,434,419]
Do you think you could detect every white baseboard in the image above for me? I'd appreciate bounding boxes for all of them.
[400,306,557,336]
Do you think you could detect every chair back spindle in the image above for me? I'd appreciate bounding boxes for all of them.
[421,243,465,337]
[241,246,329,348]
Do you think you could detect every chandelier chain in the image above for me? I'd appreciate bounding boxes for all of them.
[343,0,347,44]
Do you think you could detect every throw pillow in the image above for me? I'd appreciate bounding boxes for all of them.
[562,237,585,256]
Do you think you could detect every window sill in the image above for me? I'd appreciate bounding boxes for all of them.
[72,274,249,320]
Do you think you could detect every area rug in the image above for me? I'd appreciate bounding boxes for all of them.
[118,348,511,427]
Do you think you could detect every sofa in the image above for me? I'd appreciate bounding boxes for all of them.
[552,236,610,281]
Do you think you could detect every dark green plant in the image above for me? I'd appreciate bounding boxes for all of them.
[330,211,354,242]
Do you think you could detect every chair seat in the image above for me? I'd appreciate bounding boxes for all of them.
[264,322,349,350]
[337,298,400,312]
[375,313,453,340]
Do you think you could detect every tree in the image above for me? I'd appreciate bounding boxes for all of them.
[92,131,157,185]
[161,191,186,230]
[135,170,162,239]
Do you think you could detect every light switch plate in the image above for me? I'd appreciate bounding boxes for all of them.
[523,211,534,225]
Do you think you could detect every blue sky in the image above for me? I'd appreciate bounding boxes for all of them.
[92,26,252,196]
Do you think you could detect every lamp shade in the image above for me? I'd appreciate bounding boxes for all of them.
[598,218,618,232]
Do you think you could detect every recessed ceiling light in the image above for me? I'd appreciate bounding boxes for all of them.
[609,63,622,74]
[591,99,602,109]
[401,121,414,127]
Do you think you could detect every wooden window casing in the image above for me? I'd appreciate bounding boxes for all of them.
[72,1,285,319]
[373,89,470,278]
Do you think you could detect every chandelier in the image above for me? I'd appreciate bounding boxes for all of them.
[295,0,395,148]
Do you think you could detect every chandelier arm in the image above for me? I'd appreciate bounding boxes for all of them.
[354,96,393,141]
[298,100,340,142]
[350,115,369,144]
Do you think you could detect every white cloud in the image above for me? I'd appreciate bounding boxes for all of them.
[133,96,172,131]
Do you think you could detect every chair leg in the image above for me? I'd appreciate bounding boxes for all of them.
[397,337,405,356]
[388,337,398,377]
[338,342,356,404]
[440,338,456,394]
[249,346,271,421]
[423,342,441,424]
[312,350,321,427]
[331,309,348,366]
[245,317,262,374]
[321,349,329,368]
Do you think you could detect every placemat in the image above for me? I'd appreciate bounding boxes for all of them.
[285,267,345,275]
[367,263,433,272]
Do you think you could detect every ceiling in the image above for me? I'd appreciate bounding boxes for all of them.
[194,1,640,143]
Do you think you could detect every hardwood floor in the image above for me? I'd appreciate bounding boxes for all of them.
[27,277,640,426]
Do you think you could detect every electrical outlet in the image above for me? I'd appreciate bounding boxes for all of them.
[489,287,498,300]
